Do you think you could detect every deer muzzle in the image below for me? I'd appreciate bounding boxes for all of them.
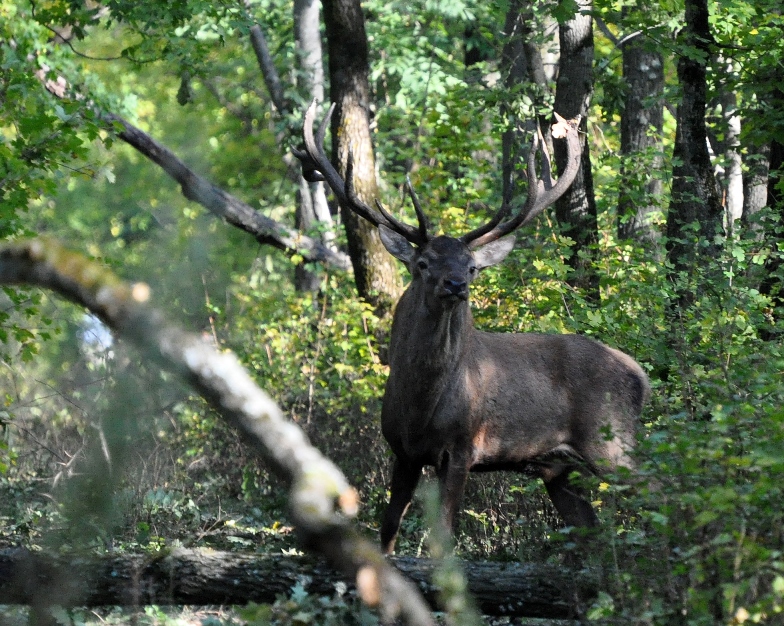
[440,278,468,300]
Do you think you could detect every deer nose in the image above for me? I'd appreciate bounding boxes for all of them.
[443,278,467,297]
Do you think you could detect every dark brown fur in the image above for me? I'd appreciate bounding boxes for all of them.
[378,233,650,554]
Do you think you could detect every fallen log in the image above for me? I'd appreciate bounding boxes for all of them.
[0,547,597,619]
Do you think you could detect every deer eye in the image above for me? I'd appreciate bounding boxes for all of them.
[468,265,477,275]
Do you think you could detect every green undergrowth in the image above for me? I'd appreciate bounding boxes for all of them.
[2,224,784,624]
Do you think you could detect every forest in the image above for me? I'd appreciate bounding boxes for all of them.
[1,0,783,624]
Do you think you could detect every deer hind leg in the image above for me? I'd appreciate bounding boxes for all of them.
[543,469,599,529]
[380,457,423,554]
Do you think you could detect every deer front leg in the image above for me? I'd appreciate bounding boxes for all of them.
[380,457,423,554]
[435,450,470,539]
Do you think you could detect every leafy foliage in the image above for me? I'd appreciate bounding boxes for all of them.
[2,0,784,623]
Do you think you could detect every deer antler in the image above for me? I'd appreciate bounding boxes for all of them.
[294,101,429,246]
[460,113,581,248]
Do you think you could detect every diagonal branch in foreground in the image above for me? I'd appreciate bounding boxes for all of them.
[0,239,430,625]
[105,113,350,271]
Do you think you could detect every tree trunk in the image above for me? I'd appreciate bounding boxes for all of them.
[0,548,597,619]
[717,87,744,226]
[502,2,559,199]
[742,140,770,232]
[322,0,403,312]
[617,30,664,245]
[293,0,334,292]
[758,140,784,338]
[500,0,530,205]
[665,0,723,282]
[249,19,339,290]
[553,0,599,300]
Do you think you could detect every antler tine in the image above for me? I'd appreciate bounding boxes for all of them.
[457,201,511,246]
[406,177,430,244]
[297,101,428,245]
[344,148,428,245]
[519,113,581,225]
[343,147,388,227]
[460,131,539,247]
[298,101,348,203]
[373,197,428,245]
[300,101,379,228]
[314,102,333,155]
[464,113,581,249]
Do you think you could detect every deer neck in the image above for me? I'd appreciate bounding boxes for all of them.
[390,286,475,380]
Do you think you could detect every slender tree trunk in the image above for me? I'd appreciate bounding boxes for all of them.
[718,90,744,226]
[665,0,723,283]
[322,0,402,312]
[741,139,770,237]
[500,0,530,206]
[617,30,663,245]
[709,59,744,231]
[512,4,559,182]
[293,0,333,291]
[758,140,784,338]
[553,0,599,300]
[250,18,338,291]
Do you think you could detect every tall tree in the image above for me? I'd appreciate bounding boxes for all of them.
[322,0,403,312]
[712,64,744,226]
[665,0,723,283]
[617,26,664,244]
[500,0,530,207]
[293,0,334,291]
[552,0,599,300]
[742,141,771,232]
[757,138,784,338]
[250,2,335,292]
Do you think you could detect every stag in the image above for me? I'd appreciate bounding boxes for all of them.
[296,102,650,554]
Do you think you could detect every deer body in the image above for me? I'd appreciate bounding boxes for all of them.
[297,103,650,555]
[377,232,649,553]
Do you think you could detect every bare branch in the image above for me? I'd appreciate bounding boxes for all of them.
[105,113,351,271]
[249,24,288,114]
[0,239,433,625]
[32,54,348,271]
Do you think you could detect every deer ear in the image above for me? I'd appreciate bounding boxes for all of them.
[472,234,516,270]
[379,224,416,264]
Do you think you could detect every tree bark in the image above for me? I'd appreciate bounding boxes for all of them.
[758,140,784,338]
[665,0,723,281]
[500,0,530,206]
[617,29,664,244]
[250,15,335,292]
[553,0,599,300]
[0,548,597,619]
[322,0,402,312]
[717,87,744,226]
[741,140,770,233]
[293,0,334,291]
